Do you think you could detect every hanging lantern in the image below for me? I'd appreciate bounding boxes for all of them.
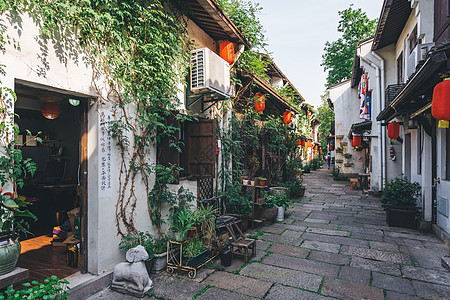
[314,145,318,151]
[329,144,335,151]
[283,111,292,124]
[254,93,265,112]
[320,149,322,154]
[308,111,311,117]
[220,41,235,65]
[353,136,362,147]
[41,103,61,120]
[351,140,355,148]
[301,139,305,146]
[297,139,301,146]
[68,98,80,106]
[306,141,312,148]
[432,78,450,128]
[388,121,400,139]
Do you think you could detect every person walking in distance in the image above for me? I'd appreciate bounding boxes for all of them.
[327,153,331,169]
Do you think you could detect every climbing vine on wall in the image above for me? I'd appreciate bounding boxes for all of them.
[1,0,193,238]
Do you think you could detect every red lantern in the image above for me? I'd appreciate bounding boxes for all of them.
[388,121,400,139]
[283,111,292,124]
[353,136,362,147]
[432,79,450,128]
[329,144,335,151]
[220,41,235,64]
[301,139,305,146]
[314,145,318,151]
[297,139,301,146]
[306,141,312,148]
[254,93,265,112]
[41,103,61,120]
[320,149,322,154]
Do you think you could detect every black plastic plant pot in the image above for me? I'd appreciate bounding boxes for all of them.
[383,205,418,229]
[184,250,208,267]
[220,249,232,267]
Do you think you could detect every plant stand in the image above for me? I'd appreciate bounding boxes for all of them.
[166,234,217,279]
[241,184,268,229]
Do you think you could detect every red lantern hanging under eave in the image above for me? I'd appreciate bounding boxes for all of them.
[220,41,235,65]
[301,139,305,146]
[388,121,400,139]
[41,102,61,120]
[432,78,450,128]
[329,144,335,151]
[254,93,265,112]
[283,111,292,124]
[353,136,362,147]
[297,139,301,146]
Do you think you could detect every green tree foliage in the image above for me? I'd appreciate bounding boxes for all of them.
[216,0,269,79]
[321,5,378,86]
[317,91,334,150]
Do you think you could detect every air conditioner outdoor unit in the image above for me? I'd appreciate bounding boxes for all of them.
[418,42,434,61]
[191,48,230,96]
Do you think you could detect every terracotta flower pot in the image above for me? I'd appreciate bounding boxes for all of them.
[258,178,267,186]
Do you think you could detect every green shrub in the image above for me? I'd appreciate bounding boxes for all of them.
[381,176,421,206]
[119,232,168,257]
[264,193,290,208]
[282,180,303,198]
[0,276,69,299]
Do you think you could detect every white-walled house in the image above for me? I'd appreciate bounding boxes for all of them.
[375,0,450,239]
[1,0,248,277]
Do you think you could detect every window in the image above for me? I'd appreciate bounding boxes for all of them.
[397,52,404,84]
[409,25,418,54]
[446,128,450,180]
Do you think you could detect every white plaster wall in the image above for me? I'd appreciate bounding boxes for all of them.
[270,77,283,88]
[329,80,365,174]
[2,9,222,274]
[395,0,434,82]
[437,125,450,232]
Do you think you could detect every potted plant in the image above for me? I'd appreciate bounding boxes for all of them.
[282,180,304,198]
[170,207,193,242]
[0,192,37,276]
[266,188,289,222]
[182,237,207,267]
[221,184,252,231]
[303,164,312,173]
[335,147,343,153]
[381,176,421,229]
[256,177,267,186]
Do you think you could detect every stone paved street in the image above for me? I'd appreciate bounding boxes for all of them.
[89,168,450,299]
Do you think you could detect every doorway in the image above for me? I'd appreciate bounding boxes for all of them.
[13,82,88,282]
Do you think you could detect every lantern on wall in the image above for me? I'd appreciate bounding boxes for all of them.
[353,136,362,147]
[254,93,265,112]
[387,121,400,139]
[283,111,292,124]
[220,41,235,65]
[41,103,61,120]
[432,78,450,128]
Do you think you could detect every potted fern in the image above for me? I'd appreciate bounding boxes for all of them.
[381,176,421,229]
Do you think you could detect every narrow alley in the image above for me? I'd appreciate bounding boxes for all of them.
[89,168,450,300]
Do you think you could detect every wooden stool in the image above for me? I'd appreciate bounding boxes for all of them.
[350,178,358,190]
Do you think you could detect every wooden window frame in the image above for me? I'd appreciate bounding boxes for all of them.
[409,25,418,54]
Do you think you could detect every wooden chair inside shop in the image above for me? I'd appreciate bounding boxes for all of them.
[224,219,256,263]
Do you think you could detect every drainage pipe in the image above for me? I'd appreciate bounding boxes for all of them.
[371,51,387,188]
[357,48,383,190]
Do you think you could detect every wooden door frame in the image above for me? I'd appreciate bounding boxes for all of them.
[79,100,89,273]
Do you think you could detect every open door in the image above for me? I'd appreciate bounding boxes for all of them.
[435,125,450,232]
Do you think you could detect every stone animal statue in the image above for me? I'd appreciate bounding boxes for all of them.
[111,245,153,298]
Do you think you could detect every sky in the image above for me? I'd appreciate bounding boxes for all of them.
[250,0,384,108]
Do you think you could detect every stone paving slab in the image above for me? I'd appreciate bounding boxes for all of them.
[372,272,416,295]
[255,240,271,251]
[385,290,422,300]
[308,250,350,265]
[240,262,323,292]
[261,226,284,234]
[151,274,206,300]
[369,241,399,252]
[268,243,309,258]
[305,227,351,237]
[411,280,450,299]
[281,229,303,239]
[259,233,300,245]
[321,277,384,300]
[301,232,370,248]
[402,265,450,286]
[196,287,251,300]
[340,245,410,264]
[350,232,384,242]
[86,289,157,300]
[262,253,340,277]
[265,284,335,300]
[338,266,370,285]
[202,271,272,298]
[301,240,341,253]
[272,223,308,232]
[350,256,402,276]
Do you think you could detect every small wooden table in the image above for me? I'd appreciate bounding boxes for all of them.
[0,267,29,289]
[358,173,370,190]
